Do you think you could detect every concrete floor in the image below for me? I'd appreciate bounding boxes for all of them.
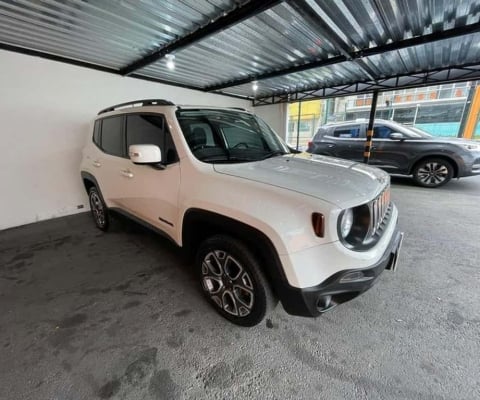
[1,176,479,400]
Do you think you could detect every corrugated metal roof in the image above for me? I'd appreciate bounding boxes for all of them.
[1,0,480,103]
[0,0,244,68]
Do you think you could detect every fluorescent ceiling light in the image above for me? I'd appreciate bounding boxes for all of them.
[166,54,175,70]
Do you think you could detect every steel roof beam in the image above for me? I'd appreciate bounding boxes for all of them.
[251,62,480,105]
[0,42,250,101]
[208,22,480,92]
[119,0,284,76]
[0,42,118,74]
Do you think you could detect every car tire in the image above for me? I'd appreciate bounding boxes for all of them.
[196,235,276,326]
[412,158,453,188]
[88,186,110,231]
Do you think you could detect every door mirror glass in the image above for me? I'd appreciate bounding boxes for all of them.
[389,132,404,140]
[129,144,162,164]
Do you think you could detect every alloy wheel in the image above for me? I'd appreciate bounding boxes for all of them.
[89,191,106,228]
[416,162,450,186]
[201,250,255,317]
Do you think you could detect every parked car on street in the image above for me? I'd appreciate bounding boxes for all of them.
[307,119,480,188]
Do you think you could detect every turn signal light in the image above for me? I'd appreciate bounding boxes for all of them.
[312,213,325,237]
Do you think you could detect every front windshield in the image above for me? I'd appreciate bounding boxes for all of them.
[176,109,290,163]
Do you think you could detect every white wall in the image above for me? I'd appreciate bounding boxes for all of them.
[254,103,288,140]
[0,50,250,230]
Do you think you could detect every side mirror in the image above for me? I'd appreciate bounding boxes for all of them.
[129,144,162,164]
[389,133,404,140]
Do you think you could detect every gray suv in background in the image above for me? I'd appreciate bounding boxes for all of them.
[307,119,480,188]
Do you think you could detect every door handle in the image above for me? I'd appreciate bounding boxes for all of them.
[327,144,335,148]
[93,160,101,167]
[371,146,377,150]
[120,169,133,178]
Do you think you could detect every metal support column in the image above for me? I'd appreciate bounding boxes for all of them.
[364,90,379,164]
[458,83,475,138]
[296,101,302,150]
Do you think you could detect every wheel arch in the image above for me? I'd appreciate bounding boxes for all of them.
[80,171,108,205]
[409,155,459,178]
[81,171,98,192]
[181,208,287,296]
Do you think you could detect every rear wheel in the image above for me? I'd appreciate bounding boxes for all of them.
[196,235,276,326]
[412,158,453,188]
[88,186,110,231]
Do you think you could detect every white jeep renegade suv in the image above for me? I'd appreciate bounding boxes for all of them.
[80,99,403,326]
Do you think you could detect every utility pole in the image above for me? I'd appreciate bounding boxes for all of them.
[364,90,379,164]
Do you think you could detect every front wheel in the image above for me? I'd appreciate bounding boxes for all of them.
[412,158,453,188]
[196,235,276,326]
[88,186,110,231]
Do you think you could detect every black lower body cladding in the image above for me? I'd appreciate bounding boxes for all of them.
[278,229,404,317]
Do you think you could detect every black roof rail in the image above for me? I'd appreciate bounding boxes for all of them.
[98,99,175,115]
[228,107,249,111]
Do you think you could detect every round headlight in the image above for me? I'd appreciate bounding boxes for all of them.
[340,209,354,238]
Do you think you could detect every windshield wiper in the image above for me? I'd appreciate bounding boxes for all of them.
[261,150,288,160]
[199,155,229,162]
[200,155,257,163]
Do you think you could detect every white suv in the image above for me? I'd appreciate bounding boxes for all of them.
[80,99,403,326]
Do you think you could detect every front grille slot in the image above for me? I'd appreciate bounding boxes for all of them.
[368,187,391,238]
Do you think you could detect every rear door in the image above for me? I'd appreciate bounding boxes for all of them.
[92,115,127,207]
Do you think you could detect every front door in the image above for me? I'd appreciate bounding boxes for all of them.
[369,124,410,173]
[116,113,180,241]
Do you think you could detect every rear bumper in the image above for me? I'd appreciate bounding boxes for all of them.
[279,230,404,317]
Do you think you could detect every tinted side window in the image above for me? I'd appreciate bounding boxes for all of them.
[126,114,177,164]
[373,125,393,139]
[93,120,101,147]
[101,116,124,157]
[186,122,216,146]
[333,126,360,138]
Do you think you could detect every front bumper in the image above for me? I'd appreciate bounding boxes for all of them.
[459,152,480,177]
[469,157,480,175]
[279,229,404,317]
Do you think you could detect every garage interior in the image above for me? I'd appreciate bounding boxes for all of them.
[1,1,479,399]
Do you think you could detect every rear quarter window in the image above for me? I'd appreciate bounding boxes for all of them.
[93,120,101,147]
[313,128,328,140]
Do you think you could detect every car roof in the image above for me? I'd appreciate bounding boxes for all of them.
[96,100,252,119]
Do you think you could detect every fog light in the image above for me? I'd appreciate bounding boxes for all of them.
[317,295,332,310]
[339,271,371,283]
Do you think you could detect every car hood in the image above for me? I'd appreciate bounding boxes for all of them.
[213,153,388,208]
